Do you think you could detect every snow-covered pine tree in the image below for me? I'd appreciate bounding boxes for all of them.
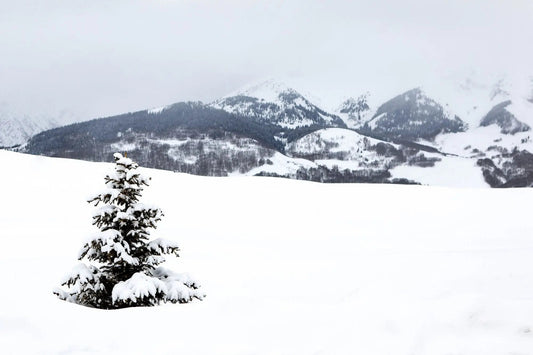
[54,153,204,309]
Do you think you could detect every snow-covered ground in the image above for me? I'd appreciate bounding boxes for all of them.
[245,151,317,177]
[1,150,533,354]
[390,155,488,188]
[432,126,533,158]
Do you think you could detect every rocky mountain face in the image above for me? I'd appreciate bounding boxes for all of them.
[337,94,371,126]
[211,80,346,144]
[10,78,533,187]
[479,100,530,134]
[359,88,467,141]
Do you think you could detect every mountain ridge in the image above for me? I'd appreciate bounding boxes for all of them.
[8,78,533,187]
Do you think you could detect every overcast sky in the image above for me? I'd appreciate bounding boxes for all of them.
[1,0,532,122]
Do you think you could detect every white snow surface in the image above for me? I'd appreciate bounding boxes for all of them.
[390,156,488,188]
[1,150,533,354]
[112,272,167,303]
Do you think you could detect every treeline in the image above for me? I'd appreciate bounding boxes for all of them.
[477,148,533,187]
[257,166,419,184]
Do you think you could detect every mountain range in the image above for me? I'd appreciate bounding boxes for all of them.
[6,75,533,187]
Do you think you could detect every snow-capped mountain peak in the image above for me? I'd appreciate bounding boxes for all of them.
[336,93,372,128]
[211,79,346,130]
[0,104,59,147]
[228,79,297,103]
[358,87,467,140]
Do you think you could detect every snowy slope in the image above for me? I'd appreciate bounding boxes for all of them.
[421,73,533,129]
[431,126,533,158]
[0,114,57,147]
[390,155,488,188]
[283,128,488,187]
[244,151,318,177]
[288,127,387,156]
[418,74,533,150]
[1,150,533,354]
[409,76,533,186]
[287,127,401,170]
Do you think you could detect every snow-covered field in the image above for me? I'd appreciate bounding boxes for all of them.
[390,156,487,188]
[1,150,533,354]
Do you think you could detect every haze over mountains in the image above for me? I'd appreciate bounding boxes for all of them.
[0,102,79,147]
[5,72,531,188]
[0,106,57,147]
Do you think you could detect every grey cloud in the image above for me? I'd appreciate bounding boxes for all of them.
[0,0,532,121]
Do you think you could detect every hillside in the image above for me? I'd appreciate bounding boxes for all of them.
[359,88,467,141]
[0,115,57,148]
[22,102,282,176]
[1,150,533,354]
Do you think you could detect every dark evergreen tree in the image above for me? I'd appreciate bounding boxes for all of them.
[55,153,204,309]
